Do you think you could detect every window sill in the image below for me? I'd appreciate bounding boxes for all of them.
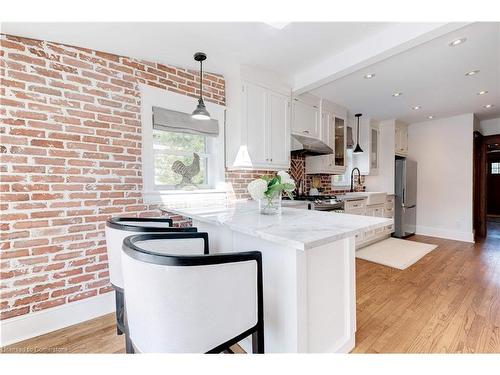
[143,188,229,205]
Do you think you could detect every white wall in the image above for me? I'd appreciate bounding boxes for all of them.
[408,113,474,242]
[478,117,500,136]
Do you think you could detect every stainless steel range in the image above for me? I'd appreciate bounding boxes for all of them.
[287,195,344,212]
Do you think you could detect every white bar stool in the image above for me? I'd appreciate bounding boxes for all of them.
[121,233,264,353]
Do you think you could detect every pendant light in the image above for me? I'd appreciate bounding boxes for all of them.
[353,113,363,154]
[191,52,211,120]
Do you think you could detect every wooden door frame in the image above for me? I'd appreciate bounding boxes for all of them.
[474,132,500,239]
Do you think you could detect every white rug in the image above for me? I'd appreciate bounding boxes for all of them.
[356,237,438,270]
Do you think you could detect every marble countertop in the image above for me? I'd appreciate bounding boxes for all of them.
[163,202,393,251]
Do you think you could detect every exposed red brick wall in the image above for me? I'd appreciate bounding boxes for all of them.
[0,34,225,320]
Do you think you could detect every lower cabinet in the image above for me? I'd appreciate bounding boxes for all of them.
[343,196,395,250]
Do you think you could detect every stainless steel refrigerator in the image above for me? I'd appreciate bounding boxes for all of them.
[394,158,417,238]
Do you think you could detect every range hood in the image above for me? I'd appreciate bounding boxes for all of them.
[291,133,333,155]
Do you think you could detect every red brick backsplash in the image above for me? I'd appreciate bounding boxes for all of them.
[0,34,225,320]
[290,153,365,195]
[226,154,364,201]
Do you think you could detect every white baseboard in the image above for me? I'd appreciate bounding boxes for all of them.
[416,225,474,243]
[0,292,115,347]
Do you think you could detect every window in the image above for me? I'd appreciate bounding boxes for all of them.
[140,85,226,203]
[153,129,209,189]
[492,162,500,175]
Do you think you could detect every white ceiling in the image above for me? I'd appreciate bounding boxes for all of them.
[311,22,500,123]
[2,22,498,123]
[1,22,393,80]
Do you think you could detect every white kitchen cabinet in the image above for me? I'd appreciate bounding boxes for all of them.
[243,82,268,166]
[344,198,367,215]
[370,127,379,172]
[268,91,291,167]
[395,121,408,156]
[353,119,380,175]
[354,194,395,249]
[291,98,320,139]
[305,111,346,175]
[241,81,290,170]
[365,203,385,217]
[333,117,346,170]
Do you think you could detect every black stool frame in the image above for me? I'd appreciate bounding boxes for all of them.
[122,232,264,354]
[105,217,198,349]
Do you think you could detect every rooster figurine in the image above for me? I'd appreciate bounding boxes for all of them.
[171,153,200,188]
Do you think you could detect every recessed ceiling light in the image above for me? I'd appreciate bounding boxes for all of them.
[465,70,480,76]
[428,115,434,119]
[265,22,290,30]
[483,104,494,109]
[364,73,376,79]
[412,105,421,110]
[392,92,403,97]
[477,90,488,95]
[449,38,467,47]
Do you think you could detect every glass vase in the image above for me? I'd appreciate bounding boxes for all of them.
[259,192,282,215]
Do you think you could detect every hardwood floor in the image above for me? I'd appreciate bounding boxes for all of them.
[2,232,499,354]
[354,232,500,353]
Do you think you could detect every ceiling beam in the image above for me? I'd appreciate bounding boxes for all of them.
[292,22,472,95]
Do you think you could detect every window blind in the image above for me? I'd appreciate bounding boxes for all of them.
[152,106,219,137]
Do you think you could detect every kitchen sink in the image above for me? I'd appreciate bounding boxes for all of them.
[342,192,387,205]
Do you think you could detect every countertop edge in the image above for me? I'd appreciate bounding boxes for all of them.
[164,206,393,251]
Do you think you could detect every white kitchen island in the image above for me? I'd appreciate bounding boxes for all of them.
[164,202,392,353]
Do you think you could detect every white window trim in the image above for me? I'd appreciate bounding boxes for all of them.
[140,84,227,204]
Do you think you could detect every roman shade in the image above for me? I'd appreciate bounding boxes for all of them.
[152,106,219,137]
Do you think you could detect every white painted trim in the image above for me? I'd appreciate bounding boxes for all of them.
[416,225,474,243]
[0,292,115,347]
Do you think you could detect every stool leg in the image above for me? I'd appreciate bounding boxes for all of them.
[125,334,135,354]
[251,324,264,354]
[114,290,124,335]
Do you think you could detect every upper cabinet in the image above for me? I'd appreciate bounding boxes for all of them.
[268,91,291,167]
[334,117,346,168]
[370,127,379,170]
[291,97,320,139]
[353,118,380,175]
[239,81,290,170]
[394,121,408,156]
[305,107,347,175]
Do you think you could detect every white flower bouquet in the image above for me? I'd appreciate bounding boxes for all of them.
[247,171,295,215]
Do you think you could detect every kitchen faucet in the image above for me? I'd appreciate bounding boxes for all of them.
[350,167,361,192]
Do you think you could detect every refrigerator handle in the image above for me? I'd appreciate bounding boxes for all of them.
[402,188,405,207]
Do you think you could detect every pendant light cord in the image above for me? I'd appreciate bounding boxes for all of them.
[356,116,359,143]
[199,60,203,100]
